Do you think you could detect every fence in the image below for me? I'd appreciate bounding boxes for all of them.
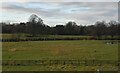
[2,60,119,66]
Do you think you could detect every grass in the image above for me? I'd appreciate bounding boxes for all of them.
[2,40,118,71]
[3,40,118,60]
[3,65,118,71]
[2,34,119,41]
[2,34,94,42]
[2,34,91,38]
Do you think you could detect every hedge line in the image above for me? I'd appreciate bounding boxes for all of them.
[2,60,119,66]
[2,36,120,42]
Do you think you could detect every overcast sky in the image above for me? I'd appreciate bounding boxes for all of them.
[0,0,119,26]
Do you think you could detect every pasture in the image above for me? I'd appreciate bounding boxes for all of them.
[2,34,119,42]
[2,40,118,71]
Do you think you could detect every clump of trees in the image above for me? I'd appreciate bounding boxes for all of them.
[1,14,120,40]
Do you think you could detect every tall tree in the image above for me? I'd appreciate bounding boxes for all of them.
[93,21,107,39]
[65,21,79,35]
[16,22,26,33]
[79,25,86,35]
[54,25,65,35]
[26,14,44,36]
[108,21,117,39]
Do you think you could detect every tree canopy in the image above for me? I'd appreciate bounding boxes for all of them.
[1,14,119,39]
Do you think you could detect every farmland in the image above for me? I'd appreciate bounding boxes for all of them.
[1,2,120,72]
[2,40,118,71]
[2,34,95,42]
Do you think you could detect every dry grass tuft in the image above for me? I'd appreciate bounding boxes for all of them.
[8,48,17,52]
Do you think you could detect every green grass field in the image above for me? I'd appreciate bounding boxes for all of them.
[2,40,118,71]
[2,34,92,39]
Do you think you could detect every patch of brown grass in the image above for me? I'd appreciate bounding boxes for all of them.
[8,48,28,52]
[8,48,17,52]
[50,45,82,56]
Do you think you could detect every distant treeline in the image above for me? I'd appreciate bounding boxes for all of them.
[1,14,120,40]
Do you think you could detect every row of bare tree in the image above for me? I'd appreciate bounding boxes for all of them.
[1,14,120,39]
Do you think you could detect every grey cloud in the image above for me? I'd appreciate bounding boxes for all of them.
[1,2,118,26]
[3,0,119,2]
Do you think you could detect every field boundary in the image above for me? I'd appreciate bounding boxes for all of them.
[1,71,119,73]
[2,60,119,66]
